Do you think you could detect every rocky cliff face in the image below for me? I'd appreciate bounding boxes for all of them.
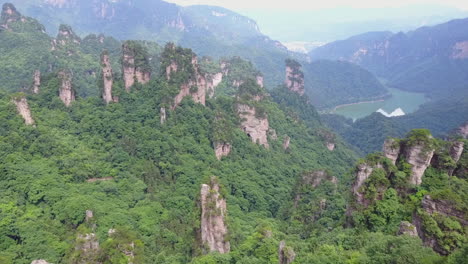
[256,75,264,88]
[278,241,296,264]
[404,144,434,185]
[167,54,224,108]
[421,196,467,226]
[13,97,34,125]
[285,59,305,96]
[454,122,468,139]
[237,104,269,148]
[101,52,115,104]
[32,70,41,94]
[413,195,468,255]
[352,163,379,205]
[214,142,231,160]
[200,177,230,254]
[449,141,464,163]
[1,3,21,30]
[58,70,75,107]
[398,221,418,237]
[160,107,166,124]
[57,24,80,45]
[122,42,151,92]
[383,138,400,165]
[301,170,338,188]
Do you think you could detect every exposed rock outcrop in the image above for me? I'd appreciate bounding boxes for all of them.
[404,144,434,185]
[58,70,75,107]
[398,221,418,237]
[101,52,115,104]
[352,163,380,205]
[383,138,400,165]
[282,136,290,150]
[200,177,230,254]
[326,142,335,151]
[12,97,34,125]
[451,41,468,59]
[214,142,231,160]
[449,141,464,163]
[160,107,166,124]
[31,260,50,264]
[278,241,296,264]
[256,75,264,88]
[169,56,223,108]
[454,122,468,139]
[285,59,305,96]
[75,233,100,263]
[301,170,338,188]
[421,196,468,226]
[32,70,41,94]
[1,3,20,30]
[122,41,151,92]
[237,104,269,148]
[57,24,80,46]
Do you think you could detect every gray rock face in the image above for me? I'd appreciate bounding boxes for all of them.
[237,104,269,148]
[422,196,468,226]
[58,70,75,107]
[13,97,34,125]
[160,107,166,124]
[75,233,100,263]
[285,60,305,96]
[214,142,231,160]
[455,122,468,139]
[326,142,335,151]
[101,52,115,104]
[352,163,379,205]
[256,75,264,88]
[169,56,223,108]
[383,138,400,165]
[302,170,337,188]
[449,141,464,163]
[398,221,418,237]
[122,42,150,92]
[32,70,41,94]
[282,136,290,150]
[31,260,50,264]
[404,144,434,185]
[200,178,230,254]
[278,241,296,264]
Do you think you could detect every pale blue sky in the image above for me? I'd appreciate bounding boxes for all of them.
[165,0,468,10]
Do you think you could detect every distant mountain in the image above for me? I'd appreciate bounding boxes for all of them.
[310,18,468,98]
[241,5,468,42]
[0,0,292,87]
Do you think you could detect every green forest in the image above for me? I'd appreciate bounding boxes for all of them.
[0,3,467,264]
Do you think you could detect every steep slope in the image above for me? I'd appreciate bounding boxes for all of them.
[310,18,468,97]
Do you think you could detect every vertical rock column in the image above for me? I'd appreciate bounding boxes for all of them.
[12,97,34,125]
[122,43,136,92]
[237,104,269,148]
[101,52,114,104]
[278,241,296,264]
[383,138,400,165]
[32,70,41,94]
[200,177,230,254]
[285,59,305,96]
[58,70,75,107]
[404,144,434,185]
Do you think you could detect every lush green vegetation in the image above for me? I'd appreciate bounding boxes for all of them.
[322,92,468,154]
[0,4,467,264]
[304,60,388,109]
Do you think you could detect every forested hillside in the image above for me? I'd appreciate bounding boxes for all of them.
[310,18,468,98]
[0,0,391,110]
[0,3,467,264]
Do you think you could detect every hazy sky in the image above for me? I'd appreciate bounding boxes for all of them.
[165,0,468,10]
